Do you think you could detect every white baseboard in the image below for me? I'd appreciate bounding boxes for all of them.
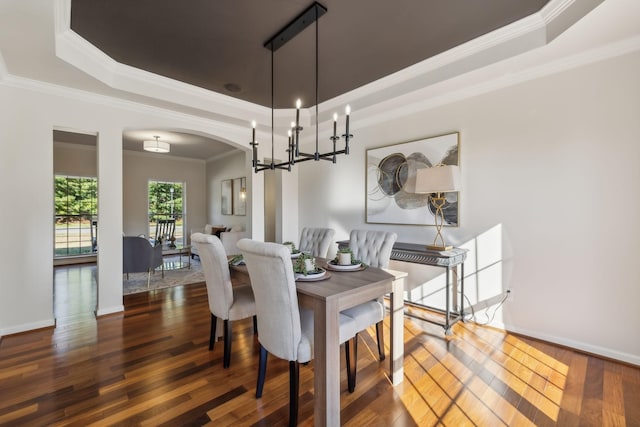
[0,318,55,337]
[96,305,124,317]
[503,323,640,367]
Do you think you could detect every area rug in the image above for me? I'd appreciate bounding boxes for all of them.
[123,255,204,294]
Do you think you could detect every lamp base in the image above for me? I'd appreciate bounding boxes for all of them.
[426,244,453,251]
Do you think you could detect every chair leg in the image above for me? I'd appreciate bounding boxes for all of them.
[289,360,300,427]
[345,335,358,393]
[375,320,385,361]
[223,319,232,368]
[256,344,268,398]
[147,269,151,288]
[209,313,217,351]
[253,315,258,335]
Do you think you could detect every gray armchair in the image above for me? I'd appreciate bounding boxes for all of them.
[123,236,164,287]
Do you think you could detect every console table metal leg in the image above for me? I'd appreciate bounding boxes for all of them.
[445,266,452,336]
[460,262,465,322]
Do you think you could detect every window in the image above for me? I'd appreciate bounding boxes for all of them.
[54,175,98,257]
[148,181,184,244]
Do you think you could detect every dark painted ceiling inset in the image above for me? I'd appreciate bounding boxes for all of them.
[70,0,549,109]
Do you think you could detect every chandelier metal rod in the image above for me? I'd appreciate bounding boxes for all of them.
[250,2,353,174]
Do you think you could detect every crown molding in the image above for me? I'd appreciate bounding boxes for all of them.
[349,34,640,135]
[53,0,269,127]
[51,0,601,130]
[0,71,250,151]
[205,148,247,164]
[123,148,208,164]
[6,0,632,154]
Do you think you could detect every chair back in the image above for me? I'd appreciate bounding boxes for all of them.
[192,233,234,319]
[349,230,397,268]
[298,227,335,258]
[237,239,302,361]
[123,236,162,273]
[155,219,176,243]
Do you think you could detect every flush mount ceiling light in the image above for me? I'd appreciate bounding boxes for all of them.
[143,135,170,153]
[250,1,353,173]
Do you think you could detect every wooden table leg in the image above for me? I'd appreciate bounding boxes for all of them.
[390,274,405,385]
[311,297,340,427]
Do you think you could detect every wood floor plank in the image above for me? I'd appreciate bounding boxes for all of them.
[1,267,639,426]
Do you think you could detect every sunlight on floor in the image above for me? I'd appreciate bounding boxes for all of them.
[400,320,568,425]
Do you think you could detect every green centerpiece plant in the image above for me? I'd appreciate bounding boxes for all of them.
[293,252,317,275]
[333,247,366,267]
[283,241,299,254]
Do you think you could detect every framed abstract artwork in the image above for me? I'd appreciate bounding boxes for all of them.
[221,179,233,215]
[366,132,460,226]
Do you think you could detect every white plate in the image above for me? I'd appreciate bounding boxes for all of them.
[327,261,362,271]
[295,268,326,280]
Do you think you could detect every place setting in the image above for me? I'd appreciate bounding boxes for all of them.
[325,248,367,272]
[293,253,330,282]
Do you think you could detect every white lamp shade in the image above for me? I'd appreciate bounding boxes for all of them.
[143,139,170,153]
[415,165,461,193]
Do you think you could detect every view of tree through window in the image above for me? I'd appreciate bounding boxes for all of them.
[149,181,184,244]
[54,175,98,257]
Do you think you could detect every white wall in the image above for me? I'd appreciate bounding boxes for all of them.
[54,141,97,175]
[206,151,250,233]
[123,150,207,240]
[54,142,207,242]
[298,51,640,364]
[0,83,249,337]
[1,9,637,366]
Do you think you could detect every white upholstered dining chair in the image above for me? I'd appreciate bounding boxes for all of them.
[341,229,397,392]
[237,238,357,427]
[298,227,335,258]
[192,233,257,369]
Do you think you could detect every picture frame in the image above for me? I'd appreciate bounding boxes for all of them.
[233,177,246,215]
[221,179,233,215]
[366,132,459,226]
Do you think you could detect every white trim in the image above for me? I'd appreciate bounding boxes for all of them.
[540,0,580,23]
[96,305,125,317]
[124,148,208,164]
[54,1,266,125]
[0,73,251,150]
[0,52,7,79]
[504,323,640,366]
[343,34,640,136]
[54,141,96,152]
[0,318,55,336]
[50,0,599,127]
[4,33,637,149]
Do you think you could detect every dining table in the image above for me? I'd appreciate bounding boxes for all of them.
[231,257,405,427]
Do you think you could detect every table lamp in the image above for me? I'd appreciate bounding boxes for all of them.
[415,164,461,251]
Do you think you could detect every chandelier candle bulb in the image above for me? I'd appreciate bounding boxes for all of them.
[333,113,337,138]
[251,120,256,143]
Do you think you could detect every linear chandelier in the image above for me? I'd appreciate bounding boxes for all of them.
[250,2,353,173]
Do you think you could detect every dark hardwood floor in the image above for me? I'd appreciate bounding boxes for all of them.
[0,264,638,426]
